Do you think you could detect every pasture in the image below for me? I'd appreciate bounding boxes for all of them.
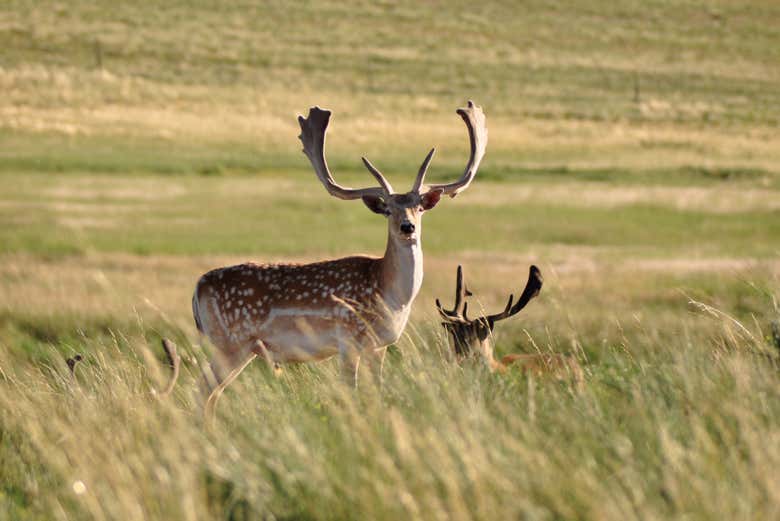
[1,1,779,519]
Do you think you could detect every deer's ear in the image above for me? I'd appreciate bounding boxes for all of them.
[421,189,443,211]
[361,195,390,216]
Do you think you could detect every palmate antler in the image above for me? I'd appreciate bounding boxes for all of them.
[483,266,543,326]
[423,101,488,198]
[436,265,543,327]
[298,101,488,199]
[298,107,394,199]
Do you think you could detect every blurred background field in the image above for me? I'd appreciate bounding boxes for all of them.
[1,1,779,520]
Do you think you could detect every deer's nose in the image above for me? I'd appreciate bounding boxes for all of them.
[400,222,415,235]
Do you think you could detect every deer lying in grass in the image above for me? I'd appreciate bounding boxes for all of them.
[436,265,582,382]
[191,102,487,408]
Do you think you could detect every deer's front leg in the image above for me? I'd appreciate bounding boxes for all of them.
[339,342,360,388]
[362,346,387,388]
[250,340,282,377]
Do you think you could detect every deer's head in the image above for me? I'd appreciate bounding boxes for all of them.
[298,101,487,245]
[436,265,543,362]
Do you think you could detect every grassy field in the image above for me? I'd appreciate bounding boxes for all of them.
[1,1,780,519]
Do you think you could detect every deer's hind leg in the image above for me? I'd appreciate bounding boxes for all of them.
[338,340,361,388]
[250,339,283,376]
[204,352,258,424]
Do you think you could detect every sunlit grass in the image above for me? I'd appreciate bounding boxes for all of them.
[2,0,780,518]
[1,299,778,520]
[2,1,780,178]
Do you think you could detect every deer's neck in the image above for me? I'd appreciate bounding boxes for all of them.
[379,232,423,311]
[479,337,504,373]
[450,332,504,373]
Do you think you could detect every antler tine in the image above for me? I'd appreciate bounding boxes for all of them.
[425,100,488,198]
[298,107,390,200]
[412,148,436,193]
[504,294,514,312]
[361,157,394,194]
[435,298,455,320]
[486,265,543,324]
[452,265,468,316]
[436,265,471,321]
[484,294,514,323]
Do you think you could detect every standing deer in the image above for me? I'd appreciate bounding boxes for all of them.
[436,265,582,382]
[192,102,487,399]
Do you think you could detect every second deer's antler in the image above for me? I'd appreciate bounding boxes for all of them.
[484,266,543,325]
[435,265,473,321]
[436,265,542,326]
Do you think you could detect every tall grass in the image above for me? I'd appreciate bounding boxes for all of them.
[1,300,778,520]
[2,1,780,518]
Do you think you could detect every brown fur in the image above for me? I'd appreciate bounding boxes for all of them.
[438,265,583,385]
[192,102,487,404]
[498,352,583,382]
[194,257,384,361]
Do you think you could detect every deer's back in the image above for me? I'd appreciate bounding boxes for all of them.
[192,257,384,355]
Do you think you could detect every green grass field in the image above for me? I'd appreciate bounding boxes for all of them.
[2,1,780,519]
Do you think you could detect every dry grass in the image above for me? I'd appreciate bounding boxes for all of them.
[2,1,780,175]
[2,0,780,518]
[1,274,778,520]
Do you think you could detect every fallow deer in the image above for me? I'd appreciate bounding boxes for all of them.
[192,102,488,396]
[436,265,582,382]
